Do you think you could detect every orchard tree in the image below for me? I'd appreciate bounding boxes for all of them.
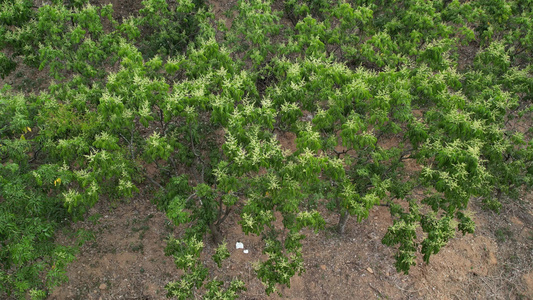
[0,0,532,298]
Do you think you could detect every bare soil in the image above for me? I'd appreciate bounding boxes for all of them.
[48,186,533,299]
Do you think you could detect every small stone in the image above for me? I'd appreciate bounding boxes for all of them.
[320,265,327,270]
[99,283,107,290]
[366,267,374,274]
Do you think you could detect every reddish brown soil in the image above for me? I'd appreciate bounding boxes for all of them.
[48,189,533,299]
[49,195,181,299]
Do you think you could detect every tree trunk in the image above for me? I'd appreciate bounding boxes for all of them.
[337,211,350,235]
[209,223,223,245]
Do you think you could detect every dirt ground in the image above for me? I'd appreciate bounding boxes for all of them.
[48,184,533,300]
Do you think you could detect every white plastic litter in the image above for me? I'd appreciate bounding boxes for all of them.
[236,242,244,249]
[243,250,249,254]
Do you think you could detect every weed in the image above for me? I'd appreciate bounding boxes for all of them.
[88,213,102,225]
[132,224,150,233]
[494,227,513,243]
[131,242,144,253]
[76,228,96,247]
